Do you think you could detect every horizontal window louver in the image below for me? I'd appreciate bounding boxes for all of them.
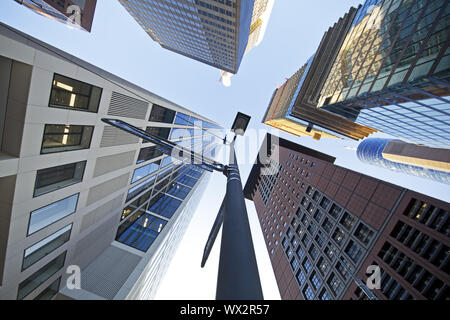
[107,92,149,119]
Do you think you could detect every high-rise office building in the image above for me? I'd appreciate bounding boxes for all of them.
[13,0,97,32]
[220,0,274,86]
[262,5,378,141]
[118,0,261,74]
[318,0,450,149]
[357,138,450,184]
[0,22,221,300]
[262,0,450,148]
[243,134,449,300]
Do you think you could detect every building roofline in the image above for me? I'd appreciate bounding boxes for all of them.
[243,134,336,200]
[0,21,221,126]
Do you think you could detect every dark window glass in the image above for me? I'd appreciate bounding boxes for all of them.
[319,289,330,300]
[332,227,346,246]
[41,125,93,154]
[310,271,322,289]
[340,212,356,231]
[34,161,86,197]
[303,284,314,300]
[354,223,374,246]
[33,277,61,300]
[166,182,191,200]
[50,74,102,112]
[137,146,163,164]
[175,173,198,188]
[149,104,175,123]
[148,194,182,219]
[329,204,342,219]
[17,251,66,300]
[144,127,171,141]
[23,224,72,270]
[126,175,157,202]
[116,212,167,252]
[121,191,151,221]
[345,240,363,263]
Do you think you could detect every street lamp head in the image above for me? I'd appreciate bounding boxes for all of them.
[231,112,251,136]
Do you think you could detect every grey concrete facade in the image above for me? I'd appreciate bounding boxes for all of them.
[0,22,220,300]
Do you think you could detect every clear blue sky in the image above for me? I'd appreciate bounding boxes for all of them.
[1,0,449,300]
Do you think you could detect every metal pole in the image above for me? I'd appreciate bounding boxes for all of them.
[216,139,264,300]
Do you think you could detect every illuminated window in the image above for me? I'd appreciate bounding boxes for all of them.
[49,74,102,112]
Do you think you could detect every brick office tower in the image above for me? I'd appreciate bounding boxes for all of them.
[243,134,449,300]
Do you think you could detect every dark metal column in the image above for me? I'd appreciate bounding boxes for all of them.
[215,140,264,300]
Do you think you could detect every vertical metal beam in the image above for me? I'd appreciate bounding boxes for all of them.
[216,140,264,300]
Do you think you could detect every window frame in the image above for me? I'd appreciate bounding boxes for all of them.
[48,73,102,113]
[33,161,87,198]
[40,124,94,155]
[27,193,79,236]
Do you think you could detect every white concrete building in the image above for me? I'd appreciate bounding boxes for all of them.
[0,22,221,300]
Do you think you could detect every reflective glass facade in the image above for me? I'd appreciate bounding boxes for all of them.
[118,0,255,73]
[357,138,450,184]
[317,0,450,148]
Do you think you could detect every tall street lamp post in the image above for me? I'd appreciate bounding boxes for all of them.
[102,112,264,300]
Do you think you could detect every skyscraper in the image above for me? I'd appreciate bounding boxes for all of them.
[118,0,264,74]
[244,134,449,300]
[318,0,450,149]
[262,0,450,148]
[13,0,97,32]
[262,5,378,141]
[357,138,450,184]
[0,22,221,300]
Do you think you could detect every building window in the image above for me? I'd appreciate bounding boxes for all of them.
[122,191,151,221]
[149,104,175,123]
[148,194,182,219]
[126,175,157,202]
[144,127,171,141]
[174,112,190,125]
[116,212,167,252]
[302,258,312,273]
[33,277,61,300]
[308,244,318,261]
[166,182,191,200]
[310,271,322,289]
[318,288,330,300]
[317,257,329,276]
[290,256,299,271]
[315,232,325,247]
[327,272,343,295]
[22,224,72,271]
[28,194,79,236]
[297,246,305,259]
[340,212,356,231]
[320,197,330,209]
[41,125,93,154]
[332,227,346,247]
[354,223,374,246]
[17,251,67,300]
[345,240,363,263]
[322,218,333,233]
[297,270,306,285]
[336,261,349,280]
[312,191,320,202]
[131,160,160,183]
[328,203,342,219]
[49,74,102,112]
[136,146,163,164]
[34,161,86,197]
[303,284,315,300]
